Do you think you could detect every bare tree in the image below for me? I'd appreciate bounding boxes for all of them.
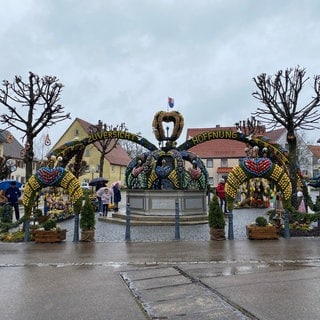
[119,132,148,159]
[252,66,320,207]
[0,72,71,179]
[235,116,265,138]
[67,160,88,178]
[89,120,127,177]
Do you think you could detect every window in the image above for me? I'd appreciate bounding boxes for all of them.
[84,148,90,157]
[221,158,228,167]
[207,159,213,168]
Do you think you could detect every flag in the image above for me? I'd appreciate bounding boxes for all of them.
[168,97,174,108]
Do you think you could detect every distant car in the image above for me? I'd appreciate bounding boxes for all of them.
[309,175,320,188]
[80,182,91,190]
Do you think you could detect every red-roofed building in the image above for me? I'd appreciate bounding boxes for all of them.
[186,125,315,186]
[186,126,245,186]
[51,118,131,185]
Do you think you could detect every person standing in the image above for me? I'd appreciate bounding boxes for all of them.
[96,183,106,214]
[216,178,228,213]
[101,187,112,217]
[297,189,306,212]
[5,181,21,220]
[112,182,121,212]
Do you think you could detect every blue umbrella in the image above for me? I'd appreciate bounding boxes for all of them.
[0,180,22,190]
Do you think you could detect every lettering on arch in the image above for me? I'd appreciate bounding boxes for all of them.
[178,130,240,150]
[177,129,288,168]
[49,130,158,160]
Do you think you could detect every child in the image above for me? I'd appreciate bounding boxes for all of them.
[101,188,111,216]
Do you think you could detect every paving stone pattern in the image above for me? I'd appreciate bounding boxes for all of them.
[59,208,269,242]
[121,266,254,319]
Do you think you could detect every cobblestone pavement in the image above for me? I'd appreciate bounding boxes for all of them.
[59,207,269,242]
[58,189,319,242]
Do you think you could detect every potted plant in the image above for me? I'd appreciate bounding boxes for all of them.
[34,218,66,243]
[246,216,279,240]
[208,194,226,240]
[80,193,96,241]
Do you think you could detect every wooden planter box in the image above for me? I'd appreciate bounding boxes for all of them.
[34,229,67,243]
[209,227,226,240]
[246,225,279,240]
[80,229,95,242]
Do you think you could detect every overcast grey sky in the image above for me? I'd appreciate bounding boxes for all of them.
[1,0,320,149]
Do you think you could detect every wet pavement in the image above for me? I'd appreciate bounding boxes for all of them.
[2,205,320,319]
[1,238,320,320]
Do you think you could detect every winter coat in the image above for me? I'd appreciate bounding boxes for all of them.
[216,182,226,199]
[101,190,112,204]
[5,186,21,204]
[113,185,121,203]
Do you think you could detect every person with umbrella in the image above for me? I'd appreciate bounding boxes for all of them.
[5,181,22,220]
[96,184,108,214]
[90,178,108,213]
[112,181,121,212]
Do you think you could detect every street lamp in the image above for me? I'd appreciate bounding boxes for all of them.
[90,167,95,180]
[90,167,95,193]
[6,159,16,179]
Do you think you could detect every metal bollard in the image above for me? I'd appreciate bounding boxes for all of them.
[24,219,30,242]
[227,210,234,240]
[283,209,290,238]
[44,199,48,215]
[175,200,180,240]
[125,203,131,241]
[73,213,79,242]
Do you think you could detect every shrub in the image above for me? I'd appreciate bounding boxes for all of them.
[208,195,226,229]
[80,193,95,231]
[255,216,268,227]
[33,208,43,218]
[42,218,56,230]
